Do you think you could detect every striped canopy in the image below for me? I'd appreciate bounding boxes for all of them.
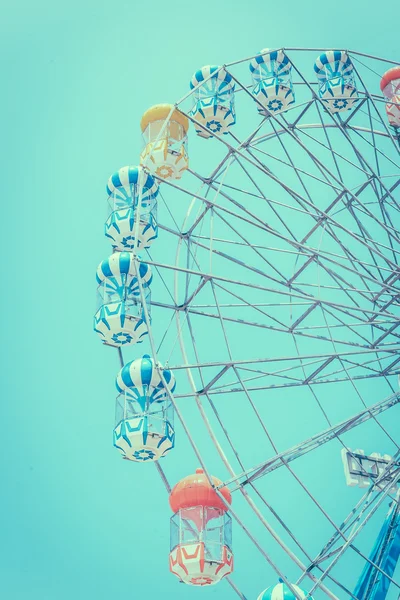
[190,65,234,93]
[314,51,354,82]
[249,49,291,75]
[116,355,176,410]
[96,252,152,287]
[106,166,159,200]
[258,582,314,600]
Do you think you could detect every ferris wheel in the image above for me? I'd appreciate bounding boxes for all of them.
[94,48,400,600]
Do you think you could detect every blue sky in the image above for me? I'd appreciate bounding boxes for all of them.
[1,1,399,599]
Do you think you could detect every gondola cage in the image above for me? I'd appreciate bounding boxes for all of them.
[189,66,236,138]
[169,469,233,586]
[114,355,176,462]
[105,166,159,251]
[249,49,295,116]
[94,252,152,347]
[314,51,358,113]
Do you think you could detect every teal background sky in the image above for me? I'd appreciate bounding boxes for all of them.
[1,1,399,599]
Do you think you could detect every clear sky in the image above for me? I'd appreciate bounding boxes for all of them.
[1,1,399,599]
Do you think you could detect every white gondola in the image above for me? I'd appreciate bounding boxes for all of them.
[249,49,295,116]
[94,252,152,347]
[189,66,236,138]
[105,166,158,251]
[314,51,358,113]
[114,355,176,462]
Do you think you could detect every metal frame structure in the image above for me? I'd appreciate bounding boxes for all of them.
[115,48,400,599]
[353,490,400,599]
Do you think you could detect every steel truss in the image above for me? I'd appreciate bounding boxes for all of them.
[120,48,400,599]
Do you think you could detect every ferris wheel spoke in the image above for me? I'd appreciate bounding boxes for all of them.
[189,211,396,307]
[265,117,341,194]
[375,177,400,212]
[212,206,290,280]
[323,353,397,379]
[277,461,400,597]
[344,124,400,211]
[184,105,375,260]
[183,305,374,349]
[209,361,321,392]
[249,157,398,275]
[205,390,400,491]
[310,486,379,568]
[205,274,397,347]
[371,268,400,301]
[335,103,398,184]
[313,222,396,295]
[166,159,400,298]
[257,122,388,268]
[289,98,317,129]
[370,294,400,323]
[315,257,377,315]
[313,464,398,576]
[208,280,283,456]
[302,201,391,298]
[250,472,386,600]
[303,470,400,597]
[228,153,307,241]
[261,111,400,257]
[349,192,400,243]
[233,147,334,200]
[381,354,400,375]
[311,100,396,241]
[225,576,249,600]
[312,268,399,343]
[342,96,370,126]
[296,498,400,598]
[253,123,370,179]
[167,346,400,396]
[346,121,400,181]
[268,62,400,278]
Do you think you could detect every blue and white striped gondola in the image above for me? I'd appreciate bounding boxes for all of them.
[104,166,159,251]
[258,581,314,600]
[314,51,358,114]
[249,49,295,116]
[114,355,176,462]
[189,66,236,138]
[94,252,152,347]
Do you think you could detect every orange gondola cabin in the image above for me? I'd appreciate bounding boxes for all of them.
[169,468,233,586]
[380,66,400,129]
